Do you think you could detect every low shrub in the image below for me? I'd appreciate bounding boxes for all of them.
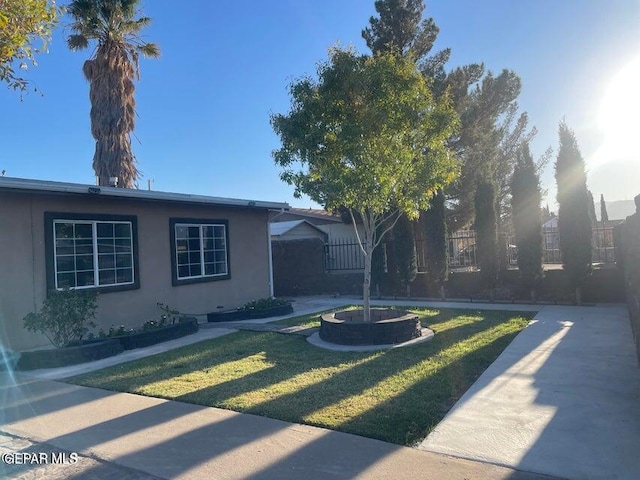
[23,289,98,348]
[95,303,185,338]
[238,297,289,312]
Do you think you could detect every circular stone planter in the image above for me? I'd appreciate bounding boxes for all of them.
[320,309,423,346]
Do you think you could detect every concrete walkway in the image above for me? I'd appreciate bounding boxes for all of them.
[1,297,638,479]
[18,296,348,380]
[420,303,640,480]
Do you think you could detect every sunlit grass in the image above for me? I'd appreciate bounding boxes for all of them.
[67,308,532,446]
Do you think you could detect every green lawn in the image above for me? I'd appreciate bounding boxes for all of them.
[67,308,532,446]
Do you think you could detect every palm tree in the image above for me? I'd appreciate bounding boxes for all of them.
[67,0,159,188]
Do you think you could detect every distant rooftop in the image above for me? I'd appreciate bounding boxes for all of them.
[270,219,326,237]
[0,177,289,211]
[287,207,341,221]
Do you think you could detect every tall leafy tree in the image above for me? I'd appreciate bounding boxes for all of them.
[511,144,543,300]
[475,178,499,294]
[422,189,448,298]
[362,0,539,293]
[362,0,535,234]
[555,121,592,304]
[393,213,418,296]
[271,49,458,320]
[600,194,609,222]
[0,0,59,94]
[67,0,159,188]
[446,69,529,232]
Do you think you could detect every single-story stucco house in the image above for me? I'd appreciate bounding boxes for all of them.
[0,177,289,352]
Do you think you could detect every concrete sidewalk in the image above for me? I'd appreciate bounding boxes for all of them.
[0,373,554,480]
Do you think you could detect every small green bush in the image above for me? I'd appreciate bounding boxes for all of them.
[97,303,184,338]
[156,302,182,324]
[238,297,289,312]
[23,289,98,348]
[98,325,134,338]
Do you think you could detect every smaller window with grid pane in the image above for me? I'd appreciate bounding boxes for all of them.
[170,218,230,285]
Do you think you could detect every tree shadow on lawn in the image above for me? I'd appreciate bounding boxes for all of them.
[67,331,278,391]
[240,323,525,445]
[68,309,531,446]
[164,309,510,408]
[335,333,522,445]
[167,311,530,443]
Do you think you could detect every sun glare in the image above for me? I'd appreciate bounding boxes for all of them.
[596,56,640,165]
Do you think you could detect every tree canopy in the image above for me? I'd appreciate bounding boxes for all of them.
[272,49,457,217]
[360,0,538,234]
[0,0,60,93]
[271,48,458,318]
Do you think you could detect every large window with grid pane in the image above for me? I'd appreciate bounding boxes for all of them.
[45,213,139,292]
[170,218,230,285]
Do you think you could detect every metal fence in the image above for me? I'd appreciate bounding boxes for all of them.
[324,239,366,271]
[325,225,618,272]
[543,225,617,264]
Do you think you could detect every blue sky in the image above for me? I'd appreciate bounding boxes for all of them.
[2,0,639,213]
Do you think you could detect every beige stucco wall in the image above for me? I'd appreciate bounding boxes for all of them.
[0,190,272,351]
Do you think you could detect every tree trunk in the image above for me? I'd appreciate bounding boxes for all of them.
[406,284,411,299]
[575,286,582,306]
[363,239,372,322]
[439,284,445,300]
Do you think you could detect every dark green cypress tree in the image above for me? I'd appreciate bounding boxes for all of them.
[423,189,448,298]
[587,190,597,227]
[475,179,499,294]
[393,213,418,297]
[371,226,388,298]
[600,194,609,222]
[511,144,543,300]
[555,121,592,304]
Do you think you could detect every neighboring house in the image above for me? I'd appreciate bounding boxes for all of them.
[271,207,363,241]
[269,220,327,242]
[270,207,366,272]
[271,207,343,226]
[0,177,289,351]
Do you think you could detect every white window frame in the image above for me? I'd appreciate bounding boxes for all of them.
[52,219,135,290]
[174,223,228,280]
